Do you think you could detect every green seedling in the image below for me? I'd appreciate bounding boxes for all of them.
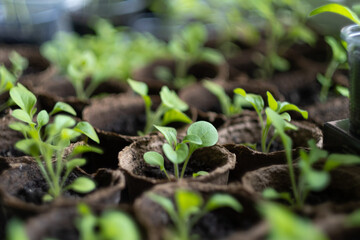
[156,23,224,88]
[316,36,348,102]
[76,203,140,240]
[336,85,350,98]
[259,202,328,240]
[263,136,360,208]
[5,218,29,240]
[310,3,360,25]
[143,121,218,179]
[128,79,192,135]
[148,188,242,240]
[202,80,250,117]
[234,88,308,153]
[9,84,102,201]
[9,51,28,79]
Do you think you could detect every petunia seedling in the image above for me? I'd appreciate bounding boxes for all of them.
[148,188,242,240]
[9,83,102,201]
[234,88,307,153]
[143,121,218,179]
[128,79,192,135]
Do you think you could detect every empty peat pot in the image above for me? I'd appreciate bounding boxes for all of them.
[118,134,236,201]
[134,181,261,240]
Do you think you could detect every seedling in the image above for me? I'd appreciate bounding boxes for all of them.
[76,203,140,240]
[148,188,242,240]
[202,80,250,117]
[5,218,29,240]
[316,36,348,102]
[234,88,308,153]
[309,3,360,26]
[155,23,224,88]
[9,84,102,201]
[143,121,218,179]
[259,202,328,240]
[128,79,192,135]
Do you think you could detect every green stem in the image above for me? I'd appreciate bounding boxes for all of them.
[180,146,196,179]
[261,122,270,153]
[143,104,167,135]
[35,156,55,195]
[265,133,278,153]
[174,163,179,179]
[73,79,87,101]
[319,60,339,102]
[162,168,171,180]
[85,79,102,98]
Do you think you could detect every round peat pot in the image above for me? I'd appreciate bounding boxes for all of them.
[25,204,141,240]
[118,135,236,201]
[134,181,261,240]
[242,164,360,206]
[217,111,323,149]
[33,75,128,117]
[341,24,360,137]
[0,157,125,235]
[132,59,229,94]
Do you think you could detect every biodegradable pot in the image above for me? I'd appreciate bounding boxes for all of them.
[217,111,323,149]
[242,164,360,205]
[118,135,236,201]
[0,109,24,157]
[132,58,229,94]
[0,1,71,44]
[24,203,140,240]
[178,78,283,115]
[0,157,126,234]
[83,94,196,137]
[134,181,261,240]
[33,74,129,117]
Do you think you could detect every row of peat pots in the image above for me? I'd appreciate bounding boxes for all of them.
[0,36,356,240]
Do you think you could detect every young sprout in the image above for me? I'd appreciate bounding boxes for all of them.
[262,136,360,208]
[259,202,328,240]
[143,121,218,179]
[202,80,250,117]
[76,203,141,240]
[234,88,308,153]
[148,188,242,240]
[9,84,102,201]
[128,79,192,135]
[156,23,224,88]
[310,3,360,25]
[316,36,347,102]
[9,51,28,79]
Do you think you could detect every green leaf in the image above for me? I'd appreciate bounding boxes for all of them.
[144,151,164,168]
[163,143,177,163]
[128,79,148,96]
[305,170,330,191]
[9,83,37,115]
[262,188,294,205]
[325,36,347,64]
[67,177,96,193]
[162,109,192,126]
[11,109,34,124]
[205,193,242,212]
[234,88,264,114]
[187,121,218,148]
[175,189,203,220]
[183,134,202,145]
[192,171,209,178]
[201,49,224,65]
[309,3,360,25]
[163,143,188,164]
[8,122,30,133]
[154,125,177,147]
[160,86,188,111]
[324,154,360,171]
[61,128,81,141]
[277,102,308,119]
[267,91,278,111]
[49,102,76,116]
[0,66,16,94]
[15,139,40,156]
[66,158,87,172]
[6,219,30,240]
[42,194,54,202]
[70,145,103,157]
[74,122,100,143]
[37,110,49,128]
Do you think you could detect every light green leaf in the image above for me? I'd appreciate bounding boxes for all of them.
[66,158,87,172]
[162,109,192,126]
[37,110,49,128]
[9,83,37,115]
[155,125,177,146]
[305,170,330,191]
[309,3,360,25]
[183,134,202,145]
[192,171,209,178]
[144,151,164,168]
[49,102,77,116]
[205,194,242,212]
[187,121,218,148]
[15,139,40,156]
[8,122,30,133]
[262,188,294,205]
[148,193,177,223]
[267,91,278,111]
[128,79,148,96]
[69,145,103,157]
[163,143,177,163]
[234,88,264,114]
[5,219,30,240]
[160,86,188,111]
[175,189,203,220]
[11,109,34,124]
[277,102,308,119]
[201,49,224,65]
[67,177,96,193]
[324,154,360,171]
[74,122,100,144]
